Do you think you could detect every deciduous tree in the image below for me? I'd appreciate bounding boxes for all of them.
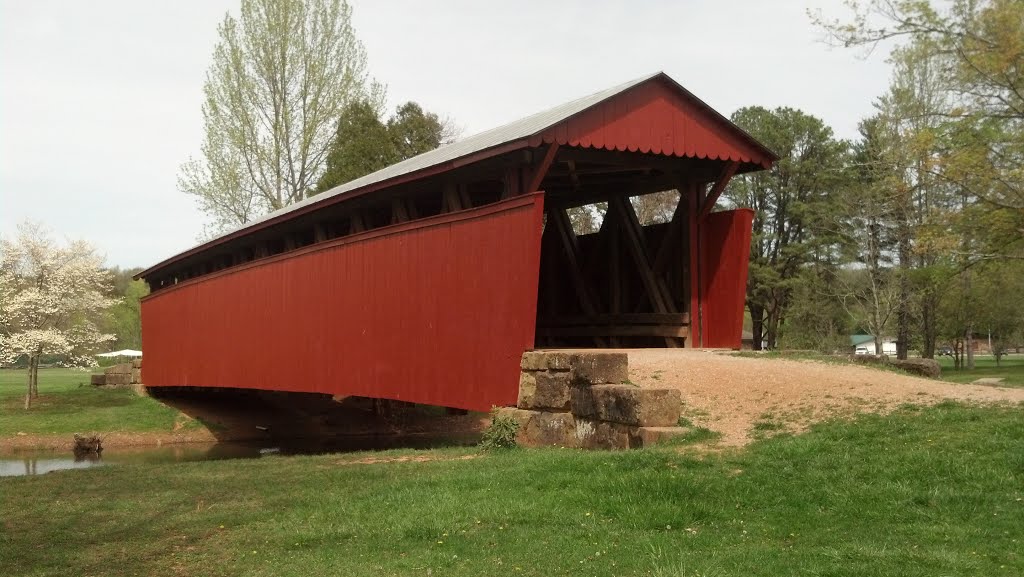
[725,107,849,349]
[0,222,117,409]
[103,267,148,351]
[315,99,456,193]
[815,0,1024,259]
[179,0,372,235]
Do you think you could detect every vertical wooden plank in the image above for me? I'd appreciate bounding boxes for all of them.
[609,216,621,314]
[391,198,410,224]
[351,212,366,233]
[458,184,472,209]
[443,182,462,213]
[688,181,702,347]
[700,209,754,349]
[140,194,547,412]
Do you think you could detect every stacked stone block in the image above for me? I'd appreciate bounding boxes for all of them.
[501,351,685,450]
[92,358,143,388]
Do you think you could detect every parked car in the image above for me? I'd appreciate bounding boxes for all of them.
[855,346,870,355]
[937,346,954,357]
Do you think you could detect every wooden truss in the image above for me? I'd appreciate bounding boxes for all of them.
[536,188,693,348]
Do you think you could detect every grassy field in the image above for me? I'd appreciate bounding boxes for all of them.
[939,354,1024,387]
[1,402,1021,576]
[0,368,190,436]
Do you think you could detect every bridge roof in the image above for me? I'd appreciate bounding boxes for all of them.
[140,72,775,280]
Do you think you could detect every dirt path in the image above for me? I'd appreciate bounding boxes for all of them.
[628,350,1024,446]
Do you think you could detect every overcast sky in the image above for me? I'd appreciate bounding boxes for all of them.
[0,0,894,269]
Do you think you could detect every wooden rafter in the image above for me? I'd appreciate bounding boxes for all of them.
[548,208,600,315]
[545,207,610,347]
[609,196,675,314]
[442,182,461,213]
[698,160,739,221]
[651,189,688,275]
[501,166,521,200]
[526,143,560,193]
[608,196,681,347]
[391,198,410,224]
[350,212,366,233]
[565,160,581,191]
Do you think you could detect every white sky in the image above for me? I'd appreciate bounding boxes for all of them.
[0,0,894,269]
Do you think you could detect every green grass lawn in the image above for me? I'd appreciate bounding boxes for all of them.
[1,402,1021,576]
[938,354,1024,387]
[0,368,189,436]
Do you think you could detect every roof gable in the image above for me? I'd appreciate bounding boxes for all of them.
[534,75,774,167]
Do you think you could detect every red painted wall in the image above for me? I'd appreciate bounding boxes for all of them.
[141,194,545,412]
[534,79,772,168]
[699,209,754,349]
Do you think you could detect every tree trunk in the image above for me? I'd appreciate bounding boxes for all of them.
[750,303,765,351]
[874,337,883,356]
[24,360,32,410]
[765,318,779,351]
[920,293,937,359]
[966,326,975,370]
[30,355,39,398]
[896,245,911,361]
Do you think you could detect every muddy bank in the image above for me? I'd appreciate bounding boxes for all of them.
[1,430,221,453]
[2,388,487,453]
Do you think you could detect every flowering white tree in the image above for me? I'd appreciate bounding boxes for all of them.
[0,222,118,409]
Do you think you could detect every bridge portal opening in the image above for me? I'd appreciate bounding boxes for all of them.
[531,146,720,348]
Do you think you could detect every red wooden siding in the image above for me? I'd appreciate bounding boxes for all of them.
[534,79,772,168]
[141,194,545,412]
[698,209,754,349]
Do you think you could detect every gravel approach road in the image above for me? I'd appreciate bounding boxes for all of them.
[628,349,1024,446]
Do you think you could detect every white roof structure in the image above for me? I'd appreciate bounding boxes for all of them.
[96,349,143,358]
[214,73,662,240]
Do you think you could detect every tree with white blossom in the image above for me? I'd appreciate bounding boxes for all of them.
[0,222,118,409]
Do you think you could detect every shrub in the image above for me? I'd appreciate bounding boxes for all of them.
[479,408,519,450]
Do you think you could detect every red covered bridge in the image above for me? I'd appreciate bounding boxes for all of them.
[137,72,776,411]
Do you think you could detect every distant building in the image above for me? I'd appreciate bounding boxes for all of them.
[850,334,896,355]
